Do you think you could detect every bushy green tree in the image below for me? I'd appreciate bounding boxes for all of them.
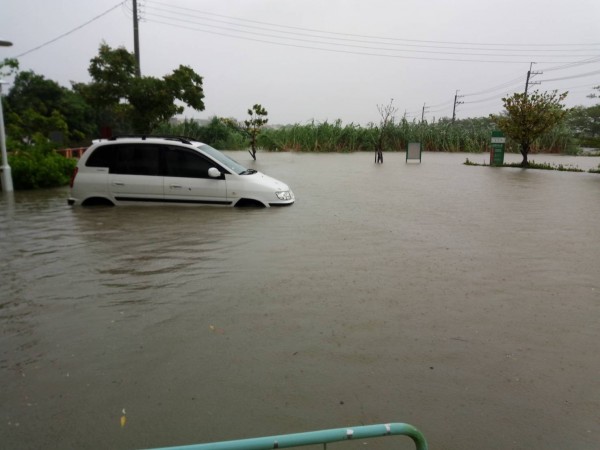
[74,43,205,134]
[244,104,268,160]
[491,90,569,166]
[568,105,600,144]
[3,67,95,145]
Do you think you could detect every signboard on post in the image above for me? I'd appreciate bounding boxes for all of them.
[490,131,505,166]
[406,142,422,163]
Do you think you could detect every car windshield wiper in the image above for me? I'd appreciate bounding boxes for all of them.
[239,169,257,175]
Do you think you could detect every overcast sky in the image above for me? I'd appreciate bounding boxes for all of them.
[1,0,599,125]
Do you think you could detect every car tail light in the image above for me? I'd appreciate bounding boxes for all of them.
[69,167,78,188]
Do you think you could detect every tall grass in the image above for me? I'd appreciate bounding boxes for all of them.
[155,117,247,150]
[260,117,574,154]
[261,117,496,153]
[156,116,575,154]
[259,120,377,152]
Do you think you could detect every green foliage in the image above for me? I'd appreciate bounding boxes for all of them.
[0,58,19,78]
[567,104,600,150]
[259,118,494,153]
[503,160,583,172]
[85,44,136,105]
[244,104,268,160]
[490,90,569,166]
[154,117,247,150]
[4,69,96,145]
[75,43,205,134]
[464,158,585,172]
[8,143,77,189]
[259,120,376,152]
[154,115,577,156]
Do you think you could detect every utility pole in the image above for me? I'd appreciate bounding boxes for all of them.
[452,90,464,123]
[132,0,141,77]
[524,62,542,96]
[421,103,429,123]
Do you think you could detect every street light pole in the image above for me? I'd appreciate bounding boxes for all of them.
[0,82,12,192]
[0,39,13,193]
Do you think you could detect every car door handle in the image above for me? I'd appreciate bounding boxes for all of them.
[169,185,183,189]
[113,182,125,186]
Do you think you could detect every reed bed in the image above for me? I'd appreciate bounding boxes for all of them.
[260,117,574,154]
[158,116,576,154]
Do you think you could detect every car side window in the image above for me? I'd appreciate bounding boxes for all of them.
[112,144,161,176]
[165,147,220,178]
[86,146,114,168]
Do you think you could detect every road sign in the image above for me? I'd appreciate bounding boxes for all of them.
[490,131,505,165]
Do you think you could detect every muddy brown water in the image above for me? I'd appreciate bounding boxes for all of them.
[1,152,599,450]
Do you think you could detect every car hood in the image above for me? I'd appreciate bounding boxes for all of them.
[246,171,291,191]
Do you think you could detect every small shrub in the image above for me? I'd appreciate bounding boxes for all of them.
[8,144,77,190]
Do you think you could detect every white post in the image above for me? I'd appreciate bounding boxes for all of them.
[0,80,13,192]
[0,39,13,193]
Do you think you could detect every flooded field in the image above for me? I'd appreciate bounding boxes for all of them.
[1,151,599,450]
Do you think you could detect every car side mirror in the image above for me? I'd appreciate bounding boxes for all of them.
[208,167,221,178]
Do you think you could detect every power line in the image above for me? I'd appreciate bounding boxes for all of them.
[541,55,600,72]
[146,0,600,49]
[464,94,509,105]
[144,14,599,64]
[143,3,600,55]
[13,1,126,58]
[540,68,600,82]
[463,78,525,98]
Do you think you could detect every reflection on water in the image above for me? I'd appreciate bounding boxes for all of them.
[1,152,599,450]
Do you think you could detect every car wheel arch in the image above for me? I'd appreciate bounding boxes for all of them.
[234,198,267,208]
[81,197,115,206]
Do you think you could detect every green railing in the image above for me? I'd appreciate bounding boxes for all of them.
[146,423,428,450]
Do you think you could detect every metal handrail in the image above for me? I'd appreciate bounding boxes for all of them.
[146,423,428,450]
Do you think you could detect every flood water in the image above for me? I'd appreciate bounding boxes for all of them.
[1,151,599,450]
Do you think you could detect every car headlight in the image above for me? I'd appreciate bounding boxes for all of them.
[275,190,293,201]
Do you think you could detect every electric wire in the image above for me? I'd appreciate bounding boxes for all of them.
[8,0,598,120]
[13,1,127,58]
[145,14,597,64]
[143,2,600,54]
[146,0,600,49]
[540,69,600,82]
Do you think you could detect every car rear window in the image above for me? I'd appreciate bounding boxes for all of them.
[86,146,114,167]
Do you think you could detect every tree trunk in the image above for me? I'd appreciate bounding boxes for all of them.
[520,142,530,167]
[375,133,384,164]
[249,135,257,160]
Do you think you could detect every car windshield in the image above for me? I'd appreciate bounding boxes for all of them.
[198,144,250,175]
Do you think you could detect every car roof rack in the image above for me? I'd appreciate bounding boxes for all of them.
[107,135,197,145]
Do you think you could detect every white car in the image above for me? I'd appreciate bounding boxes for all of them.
[68,136,294,207]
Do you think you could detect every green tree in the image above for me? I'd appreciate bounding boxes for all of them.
[75,43,205,134]
[491,90,569,166]
[4,69,95,145]
[568,105,600,138]
[244,104,268,160]
[0,57,19,78]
